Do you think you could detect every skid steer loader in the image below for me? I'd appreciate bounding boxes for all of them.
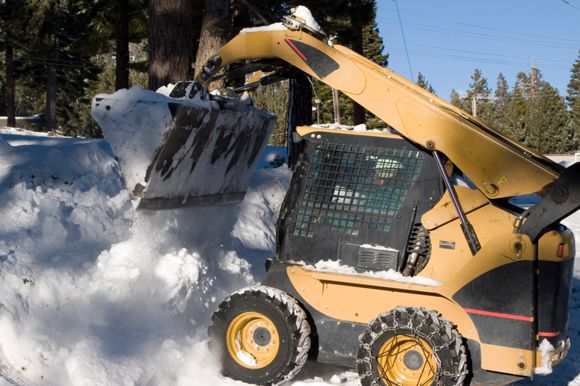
[93,6,579,386]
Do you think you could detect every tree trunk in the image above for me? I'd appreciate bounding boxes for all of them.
[194,0,231,88]
[350,10,366,125]
[148,0,195,90]
[46,65,57,131]
[287,75,312,167]
[6,42,16,127]
[332,88,341,124]
[115,0,130,90]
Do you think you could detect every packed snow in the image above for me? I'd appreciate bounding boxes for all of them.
[310,123,388,133]
[293,259,441,286]
[0,125,579,386]
[292,5,324,35]
[91,86,275,205]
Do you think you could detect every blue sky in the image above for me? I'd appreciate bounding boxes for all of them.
[376,0,580,101]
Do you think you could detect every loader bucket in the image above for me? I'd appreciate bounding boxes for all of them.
[91,85,276,209]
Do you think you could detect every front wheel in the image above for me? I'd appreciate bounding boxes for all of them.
[356,306,468,386]
[208,286,311,385]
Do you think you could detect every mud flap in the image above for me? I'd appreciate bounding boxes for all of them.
[139,102,276,209]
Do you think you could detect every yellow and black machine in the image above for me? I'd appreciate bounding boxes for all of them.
[199,8,580,386]
[94,7,579,386]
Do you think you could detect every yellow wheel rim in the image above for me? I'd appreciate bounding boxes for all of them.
[376,334,437,386]
[226,311,280,369]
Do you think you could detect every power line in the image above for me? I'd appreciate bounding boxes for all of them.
[376,16,579,49]
[560,0,580,10]
[385,41,571,65]
[386,47,568,70]
[377,5,580,44]
[393,0,414,82]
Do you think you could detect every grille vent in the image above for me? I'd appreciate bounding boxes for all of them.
[357,245,399,271]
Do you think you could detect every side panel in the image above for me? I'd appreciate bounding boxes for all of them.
[262,261,365,367]
[453,261,535,350]
[263,260,539,377]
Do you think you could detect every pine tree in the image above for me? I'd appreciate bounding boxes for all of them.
[492,73,510,129]
[526,82,570,153]
[466,69,492,122]
[416,72,435,94]
[450,89,463,109]
[571,102,580,149]
[566,50,580,110]
[363,20,389,67]
[503,86,528,143]
[11,0,104,133]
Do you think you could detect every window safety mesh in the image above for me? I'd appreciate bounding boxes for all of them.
[293,143,424,237]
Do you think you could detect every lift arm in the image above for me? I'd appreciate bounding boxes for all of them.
[202,22,563,201]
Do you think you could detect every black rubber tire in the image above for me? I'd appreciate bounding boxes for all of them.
[208,286,311,385]
[357,306,468,386]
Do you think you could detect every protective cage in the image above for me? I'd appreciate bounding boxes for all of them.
[276,131,443,271]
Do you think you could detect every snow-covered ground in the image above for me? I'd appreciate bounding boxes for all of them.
[0,126,579,386]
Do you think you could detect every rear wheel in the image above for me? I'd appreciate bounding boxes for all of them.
[357,306,468,386]
[209,286,311,385]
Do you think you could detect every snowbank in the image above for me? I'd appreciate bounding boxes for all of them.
[0,130,288,386]
[0,127,579,386]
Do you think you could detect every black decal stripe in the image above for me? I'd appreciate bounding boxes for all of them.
[284,38,308,61]
[287,39,340,78]
[453,261,534,349]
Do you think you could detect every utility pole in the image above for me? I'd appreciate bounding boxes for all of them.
[530,62,538,102]
[471,94,477,117]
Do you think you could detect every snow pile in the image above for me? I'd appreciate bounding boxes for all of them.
[292,6,324,34]
[0,129,288,386]
[535,339,556,375]
[240,23,286,34]
[91,86,205,195]
[240,6,323,35]
[92,86,276,206]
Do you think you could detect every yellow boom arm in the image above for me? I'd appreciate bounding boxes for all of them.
[207,26,562,200]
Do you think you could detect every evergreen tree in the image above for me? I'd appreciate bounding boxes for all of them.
[149,0,198,90]
[416,72,435,94]
[566,50,580,110]
[525,82,570,153]
[363,20,389,67]
[252,81,289,146]
[503,86,528,142]
[492,73,510,129]
[466,69,492,122]
[13,0,103,133]
[571,101,580,149]
[514,71,531,100]
[450,89,463,109]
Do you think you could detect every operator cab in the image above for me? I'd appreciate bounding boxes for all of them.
[276,126,444,275]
